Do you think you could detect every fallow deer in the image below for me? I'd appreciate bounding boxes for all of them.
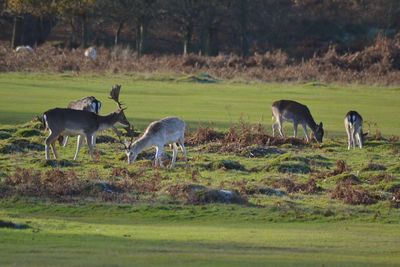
[272,100,324,143]
[43,84,130,160]
[344,111,367,149]
[120,117,187,168]
[60,96,102,147]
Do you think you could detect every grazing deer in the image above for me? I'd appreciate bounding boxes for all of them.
[120,117,187,168]
[43,84,130,160]
[272,100,324,143]
[344,111,367,149]
[59,96,102,147]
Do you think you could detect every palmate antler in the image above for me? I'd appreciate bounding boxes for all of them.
[109,84,125,110]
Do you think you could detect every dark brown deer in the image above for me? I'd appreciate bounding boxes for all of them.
[59,96,102,147]
[43,84,130,160]
[272,100,324,143]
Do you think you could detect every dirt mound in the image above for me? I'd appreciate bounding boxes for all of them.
[0,220,30,229]
[211,159,246,171]
[361,162,387,171]
[0,139,44,153]
[167,184,247,204]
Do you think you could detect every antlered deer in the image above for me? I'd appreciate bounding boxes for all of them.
[120,117,187,168]
[272,100,324,143]
[43,84,130,160]
[344,111,367,149]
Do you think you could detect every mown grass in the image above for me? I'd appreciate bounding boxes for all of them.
[0,73,399,266]
[1,202,400,267]
[0,73,399,135]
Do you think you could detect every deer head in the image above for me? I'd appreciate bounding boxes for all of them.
[109,84,130,126]
[116,126,136,163]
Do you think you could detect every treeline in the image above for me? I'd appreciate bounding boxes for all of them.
[0,0,399,58]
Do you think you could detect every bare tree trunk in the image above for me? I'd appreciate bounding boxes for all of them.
[206,27,218,56]
[81,13,88,47]
[135,23,141,59]
[136,21,149,58]
[11,16,19,49]
[183,24,193,56]
[114,21,124,46]
[238,0,249,57]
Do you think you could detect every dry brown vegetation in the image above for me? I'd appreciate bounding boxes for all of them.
[1,167,167,202]
[331,180,380,205]
[187,122,307,155]
[273,178,322,194]
[2,36,400,84]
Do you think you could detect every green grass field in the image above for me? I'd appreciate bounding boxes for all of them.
[0,73,399,266]
[1,202,399,267]
[0,73,399,135]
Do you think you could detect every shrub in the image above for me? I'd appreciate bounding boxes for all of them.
[187,126,224,145]
[2,37,400,84]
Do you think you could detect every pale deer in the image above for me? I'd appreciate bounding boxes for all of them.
[60,96,102,147]
[84,46,97,60]
[272,100,324,143]
[120,117,187,168]
[344,111,367,149]
[43,84,130,160]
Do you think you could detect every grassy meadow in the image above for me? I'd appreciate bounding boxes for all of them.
[0,73,399,266]
[0,73,399,135]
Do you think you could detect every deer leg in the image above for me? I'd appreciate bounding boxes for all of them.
[272,119,277,137]
[356,132,362,149]
[50,140,58,159]
[62,136,69,147]
[73,135,84,160]
[158,147,164,168]
[178,138,188,165]
[45,131,58,160]
[91,134,97,148]
[153,147,159,167]
[170,143,178,169]
[351,129,356,149]
[293,122,298,138]
[155,146,164,168]
[345,125,351,150]
[302,124,310,142]
[86,134,95,160]
[277,118,284,137]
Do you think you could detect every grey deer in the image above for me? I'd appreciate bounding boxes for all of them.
[344,111,367,149]
[59,96,102,147]
[43,84,130,160]
[121,117,187,168]
[272,100,324,143]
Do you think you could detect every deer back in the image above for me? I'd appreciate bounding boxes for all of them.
[68,96,101,114]
[44,108,99,134]
[272,100,316,125]
[345,111,363,127]
[146,117,185,141]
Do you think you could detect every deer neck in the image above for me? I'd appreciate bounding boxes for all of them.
[132,135,152,154]
[97,112,119,131]
[304,113,318,134]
